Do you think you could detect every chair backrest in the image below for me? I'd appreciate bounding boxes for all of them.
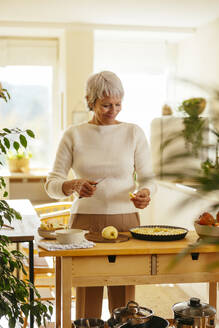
[40,209,71,226]
[34,201,72,215]
[34,202,72,226]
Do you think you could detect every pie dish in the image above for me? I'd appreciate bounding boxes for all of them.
[130,225,188,241]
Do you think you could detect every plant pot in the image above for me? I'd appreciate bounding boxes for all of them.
[8,158,30,173]
[182,98,206,116]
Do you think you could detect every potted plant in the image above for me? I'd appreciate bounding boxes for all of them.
[7,149,32,173]
[178,97,207,157]
[0,84,53,327]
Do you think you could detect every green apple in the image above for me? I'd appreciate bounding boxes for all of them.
[101,226,118,240]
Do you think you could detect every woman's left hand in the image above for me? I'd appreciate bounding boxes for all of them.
[130,188,151,209]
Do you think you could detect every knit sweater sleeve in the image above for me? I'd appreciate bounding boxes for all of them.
[45,127,74,199]
[134,124,157,195]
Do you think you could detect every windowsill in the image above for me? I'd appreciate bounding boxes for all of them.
[0,168,50,179]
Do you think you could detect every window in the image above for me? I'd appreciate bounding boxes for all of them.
[0,66,53,168]
[94,30,170,140]
[0,38,58,169]
[117,73,166,141]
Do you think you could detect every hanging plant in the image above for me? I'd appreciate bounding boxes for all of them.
[178,97,207,157]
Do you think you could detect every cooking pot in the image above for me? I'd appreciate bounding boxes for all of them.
[108,314,169,328]
[172,297,216,328]
[111,301,153,327]
[73,318,105,328]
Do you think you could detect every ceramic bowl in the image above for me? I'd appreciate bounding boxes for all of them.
[55,229,88,244]
[38,228,57,240]
[194,221,219,242]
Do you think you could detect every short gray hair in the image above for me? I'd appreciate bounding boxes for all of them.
[85,71,124,110]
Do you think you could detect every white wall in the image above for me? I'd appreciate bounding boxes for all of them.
[177,17,219,89]
[58,28,94,134]
[139,181,217,230]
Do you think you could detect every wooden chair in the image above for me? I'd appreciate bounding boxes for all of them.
[21,202,73,301]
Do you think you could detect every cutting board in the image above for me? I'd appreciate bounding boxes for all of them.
[85,232,130,243]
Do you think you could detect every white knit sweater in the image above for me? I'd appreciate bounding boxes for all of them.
[45,122,156,214]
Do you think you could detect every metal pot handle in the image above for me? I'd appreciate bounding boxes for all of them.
[126,301,140,314]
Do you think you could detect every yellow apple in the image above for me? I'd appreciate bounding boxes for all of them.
[129,192,136,199]
[101,226,118,240]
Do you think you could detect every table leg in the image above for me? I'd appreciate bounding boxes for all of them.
[209,282,217,311]
[76,287,85,319]
[29,240,34,328]
[56,257,61,328]
[61,257,72,328]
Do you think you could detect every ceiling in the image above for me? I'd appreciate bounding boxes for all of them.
[1,0,219,29]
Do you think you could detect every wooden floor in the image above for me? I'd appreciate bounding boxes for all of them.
[38,283,219,327]
[136,283,209,319]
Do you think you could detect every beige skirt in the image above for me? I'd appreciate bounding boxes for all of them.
[70,212,140,232]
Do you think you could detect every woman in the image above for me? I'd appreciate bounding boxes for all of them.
[45,71,156,319]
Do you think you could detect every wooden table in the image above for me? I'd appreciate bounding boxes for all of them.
[38,231,219,328]
[1,199,40,328]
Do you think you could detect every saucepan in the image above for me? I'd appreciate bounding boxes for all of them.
[108,301,169,328]
[172,297,216,328]
[73,318,105,328]
[111,301,153,326]
[108,316,169,328]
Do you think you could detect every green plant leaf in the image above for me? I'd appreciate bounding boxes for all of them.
[21,303,30,318]
[1,177,6,188]
[0,141,6,154]
[9,316,16,328]
[13,141,20,151]
[49,305,53,315]
[13,210,22,221]
[2,128,11,134]
[2,89,10,100]
[26,129,35,138]
[19,135,27,148]
[3,138,10,149]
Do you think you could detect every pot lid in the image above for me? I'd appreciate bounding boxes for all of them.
[113,301,153,321]
[172,298,216,318]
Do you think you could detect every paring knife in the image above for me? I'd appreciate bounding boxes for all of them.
[79,178,105,199]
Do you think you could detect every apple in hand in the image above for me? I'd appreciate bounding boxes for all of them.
[198,212,215,225]
[101,226,119,240]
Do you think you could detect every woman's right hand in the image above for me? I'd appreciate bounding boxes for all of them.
[62,179,97,197]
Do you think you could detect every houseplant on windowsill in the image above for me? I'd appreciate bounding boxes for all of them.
[7,149,32,173]
[0,84,53,327]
